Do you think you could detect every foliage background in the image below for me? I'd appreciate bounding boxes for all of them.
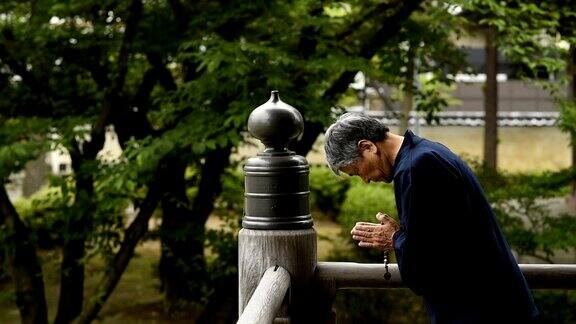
[0,0,575,323]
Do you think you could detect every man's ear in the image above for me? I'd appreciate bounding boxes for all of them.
[357,140,376,153]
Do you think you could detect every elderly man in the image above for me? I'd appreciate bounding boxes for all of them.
[324,113,538,323]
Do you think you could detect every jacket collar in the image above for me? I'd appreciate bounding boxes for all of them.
[392,129,420,178]
[403,129,421,147]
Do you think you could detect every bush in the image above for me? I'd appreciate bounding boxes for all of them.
[334,290,428,323]
[11,186,66,249]
[473,165,576,263]
[533,290,576,323]
[473,164,576,323]
[337,179,396,262]
[208,166,243,279]
[339,179,396,234]
[215,167,244,218]
[330,180,425,323]
[309,166,350,221]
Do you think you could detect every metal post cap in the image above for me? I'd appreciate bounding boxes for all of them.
[247,90,304,151]
[243,91,313,230]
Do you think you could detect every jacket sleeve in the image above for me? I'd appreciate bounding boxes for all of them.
[393,151,463,295]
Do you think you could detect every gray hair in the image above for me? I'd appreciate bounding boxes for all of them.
[324,112,390,175]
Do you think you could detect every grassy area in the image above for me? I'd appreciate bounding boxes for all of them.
[0,214,347,323]
[0,241,165,324]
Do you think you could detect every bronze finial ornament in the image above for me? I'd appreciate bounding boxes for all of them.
[242,91,314,230]
[247,90,304,151]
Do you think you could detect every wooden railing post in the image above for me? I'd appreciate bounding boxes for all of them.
[238,91,317,322]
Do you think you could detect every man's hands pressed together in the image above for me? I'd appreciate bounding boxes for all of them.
[351,212,400,252]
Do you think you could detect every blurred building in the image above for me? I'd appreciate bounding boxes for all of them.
[350,34,563,128]
[7,128,122,201]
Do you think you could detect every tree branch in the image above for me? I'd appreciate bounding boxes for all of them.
[0,28,52,113]
[74,173,162,324]
[0,184,48,324]
[158,146,232,308]
[55,4,145,320]
[335,1,400,40]
[0,29,42,91]
[54,148,97,324]
[191,146,232,225]
[291,0,423,156]
[529,253,555,264]
[148,54,177,91]
[111,0,143,95]
[85,0,143,158]
[57,44,111,90]
[167,0,190,32]
[323,0,423,102]
[113,53,177,146]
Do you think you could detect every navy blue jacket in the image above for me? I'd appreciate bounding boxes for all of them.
[392,130,538,323]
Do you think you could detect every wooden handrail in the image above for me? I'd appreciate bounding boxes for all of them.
[316,262,403,289]
[316,262,576,290]
[520,264,576,289]
[237,266,291,324]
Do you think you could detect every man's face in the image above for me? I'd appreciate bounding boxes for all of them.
[339,140,392,183]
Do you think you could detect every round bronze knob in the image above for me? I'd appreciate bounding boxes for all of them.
[247,90,304,151]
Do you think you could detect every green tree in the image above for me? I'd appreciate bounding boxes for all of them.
[0,0,179,322]
[0,0,428,322]
[458,1,576,170]
[2,1,574,323]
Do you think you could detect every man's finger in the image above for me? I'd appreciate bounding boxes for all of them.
[351,231,373,238]
[358,241,374,248]
[350,222,381,233]
[355,222,379,226]
[376,213,393,223]
[354,224,378,232]
[350,230,366,237]
[351,222,378,234]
